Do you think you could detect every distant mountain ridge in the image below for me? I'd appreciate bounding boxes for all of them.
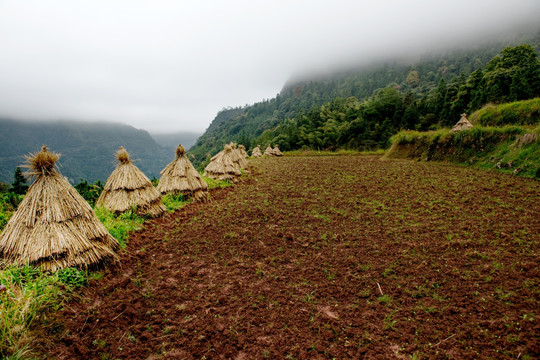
[149,130,203,152]
[0,119,171,184]
[188,31,540,164]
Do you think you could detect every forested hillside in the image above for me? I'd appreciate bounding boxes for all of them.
[0,120,169,184]
[189,33,540,163]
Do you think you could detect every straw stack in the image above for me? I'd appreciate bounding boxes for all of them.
[0,146,119,271]
[251,145,262,158]
[451,113,474,132]
[96,147,166,217]
[264,145,274,156]
[272,145,284,156]
[157,144,209,202]
[238,145,249,160]
[230,143,250,172]
[204,144,242,182]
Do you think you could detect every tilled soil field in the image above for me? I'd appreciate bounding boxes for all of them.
[40,156,539,359]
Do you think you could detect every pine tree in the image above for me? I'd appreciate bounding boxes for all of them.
[11,167,28,195]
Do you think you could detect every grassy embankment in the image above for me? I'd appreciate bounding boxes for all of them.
[386,98,540,179]
[0,176,231,359]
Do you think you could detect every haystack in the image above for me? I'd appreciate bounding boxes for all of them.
[251,145,262,158]
[264,145,274,156]
[451,113,473,132]
[96,147,166,217]
[204,144,242,182]
[157,144,209,202]
[0,146,119,271]
[230,143,250,172]
[238,145,249,160]
[272,145,284,156]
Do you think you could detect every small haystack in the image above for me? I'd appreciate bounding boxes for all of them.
[251,145,262,158]
[230,143,250,172]
[264,145,274,156]
[157,144,209,202]
[0,146,119,271]
[96,147,166,217]
[204,144,242,182]
[451,113,474,132]
[272,145,284,156]
[238,145,249,160]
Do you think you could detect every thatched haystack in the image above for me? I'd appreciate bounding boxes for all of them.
[264,145,274,156]
[96,147,166,217]
[451,113,474,132]
[0,146,119,271]
[272,145,284,156]
[204,144,242,182]
[157,144,209,202]
[238,145,249,160]
[230,143,250,172]
[251,145,262,158]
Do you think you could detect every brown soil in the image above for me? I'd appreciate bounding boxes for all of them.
[39,156,539,359]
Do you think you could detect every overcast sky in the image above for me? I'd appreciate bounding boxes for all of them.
[1,1,539,133]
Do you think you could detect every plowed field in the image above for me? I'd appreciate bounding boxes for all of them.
[40,156,539,359]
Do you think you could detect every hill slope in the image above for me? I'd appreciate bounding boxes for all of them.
[189,32,540,163]
[0,119,170,184]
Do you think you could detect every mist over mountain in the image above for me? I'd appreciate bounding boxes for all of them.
[149,131,203,152]
[0,119,170,184]
[189,31,540,163]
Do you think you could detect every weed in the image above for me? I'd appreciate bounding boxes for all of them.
[383,310,398,330]
[57,268,87,288]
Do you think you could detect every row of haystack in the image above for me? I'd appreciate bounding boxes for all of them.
[0,144,211,271]
[203,142,250,182]
[251,144,283,157]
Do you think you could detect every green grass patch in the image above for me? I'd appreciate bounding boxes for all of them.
[94,207,144,249]
[0,265,88,358]
[202,176,233,189]
[471,98,540,127]
[387,124,539,179]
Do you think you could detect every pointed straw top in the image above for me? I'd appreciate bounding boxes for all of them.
[116,146,131,164]
[176,144,186,158]
[25,145,60,176]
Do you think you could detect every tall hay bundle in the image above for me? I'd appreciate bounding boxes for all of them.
[0,146,119,271]
[251,145,262,158]
[272,145,283,156]
[238,145,249,160]
[157,145,209,202]
[229,143,250,172]
[96,147,166,217]
[264,145,274,156]
[451,113,474,132]
[203,145,242,182]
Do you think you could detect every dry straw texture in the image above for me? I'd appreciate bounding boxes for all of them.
[264,145,274,156]
[272,145,284,156]
[451,113,474,132]
[204,144,242,182]
[229,143,250,172]
[96,147,166,217]
[238,145,249,160]
[251,145,262,158]
[157,145,209,202]
[0,146,119,271]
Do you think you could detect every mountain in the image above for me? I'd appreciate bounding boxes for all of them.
[188,31,540,164]
[149,130,203,152]
[0,119,170,184]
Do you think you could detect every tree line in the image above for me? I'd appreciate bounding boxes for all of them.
[254,44,540,151]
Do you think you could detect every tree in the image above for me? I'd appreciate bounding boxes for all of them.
[406,70,420,87]
[482,44,540,103]
[11,167,28,195]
